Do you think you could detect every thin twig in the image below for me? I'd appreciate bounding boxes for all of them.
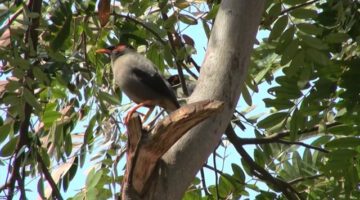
[36,151,63,200]
[288,174,324,185]
[160,12,189,96]
[203,164,224,175]
[280,0,320,15]
[19,166,26,199]
[213,151,220,200]
[277,139,329,153]
[239,122,341,145]
[200,168,210,196]
[189,57,201,72]
[115,13,167,46]
[225,125,303,200]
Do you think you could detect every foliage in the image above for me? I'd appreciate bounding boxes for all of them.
[0,0,360,199]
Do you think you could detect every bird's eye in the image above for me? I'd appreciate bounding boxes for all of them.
[107,46,116,51]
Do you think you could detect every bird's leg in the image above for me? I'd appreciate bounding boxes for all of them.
[124,100,153,125]
[142,107,154,123]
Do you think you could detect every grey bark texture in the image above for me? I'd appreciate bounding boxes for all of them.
[146,1,265,199]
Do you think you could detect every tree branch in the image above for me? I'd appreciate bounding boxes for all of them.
[277,139,329,153]
[288,174,324,185]
[280,0,320,15]
[36,151,63,200]
[239,122,340,145]
[122,100,224,199]
[212,151,220,200]
[225,125,303,200]
[200,168,210,196]
[150,1,265,199]
[7,102,32,200]
[6,1,44,199]
[160,12,189,96]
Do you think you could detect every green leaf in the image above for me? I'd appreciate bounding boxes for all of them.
[202,19,211,38]
[300,35,329,50]
[51,14,72,51]
[281,39,299,65]
[241,85,252,106]
[325,33,350,43]
[269,15,288,41]
[42,110,61,128]
[174,0,190,9]
[183,190,201,200]
[37,178,45,199]
[289,50,305,69]
[305,48,329,66]
[0,122,13,143]
[5,80,21,92]
[263,98,294,110]
[231,164,245,183]
[64,133,72,156]
[0,135,19,157]
[179,14,197,25]
[283,0,308,6]
[290,109,300,140]
[275,26,295,53]
[290,8,317,19]
[219,174,235,197]
[86,168,103,189]
[257,112,288,129]
[326,137,360,148]
[297,23,323,35]
[267,3,281,17]
[254,149,265,167]
[163,13,177,30]
[23,88,42,112]
[39,147,50,167]
[204,4,219,20]
[292,151,302,174]
[33,67,50,85]
[85,188,98,200]
[98,91,120,105]
[327,124,356,135]
[268,86,302,99]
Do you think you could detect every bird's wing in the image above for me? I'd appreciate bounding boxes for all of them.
[132,67,180,108]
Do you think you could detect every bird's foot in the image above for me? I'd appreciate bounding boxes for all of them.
[124,111,144,125]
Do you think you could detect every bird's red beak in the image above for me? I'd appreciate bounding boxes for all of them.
[96,48,111,54]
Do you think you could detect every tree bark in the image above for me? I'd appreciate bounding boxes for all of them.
[146,0,265,199]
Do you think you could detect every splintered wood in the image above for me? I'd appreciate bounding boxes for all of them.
[121,100,224,199]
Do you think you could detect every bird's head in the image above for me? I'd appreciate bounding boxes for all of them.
[96,44,130,59]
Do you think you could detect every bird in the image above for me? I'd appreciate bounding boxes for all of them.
[96,44,180,124]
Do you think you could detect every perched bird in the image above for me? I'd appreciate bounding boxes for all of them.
[96,44,180,124]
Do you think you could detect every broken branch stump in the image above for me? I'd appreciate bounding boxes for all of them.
[121,100,224,199]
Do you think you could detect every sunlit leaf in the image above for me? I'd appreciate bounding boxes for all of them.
[86,168,103,189]
[179,13,198,25]
[175,0,190,9]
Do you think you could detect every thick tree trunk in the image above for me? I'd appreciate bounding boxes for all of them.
[146,1,265,199]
